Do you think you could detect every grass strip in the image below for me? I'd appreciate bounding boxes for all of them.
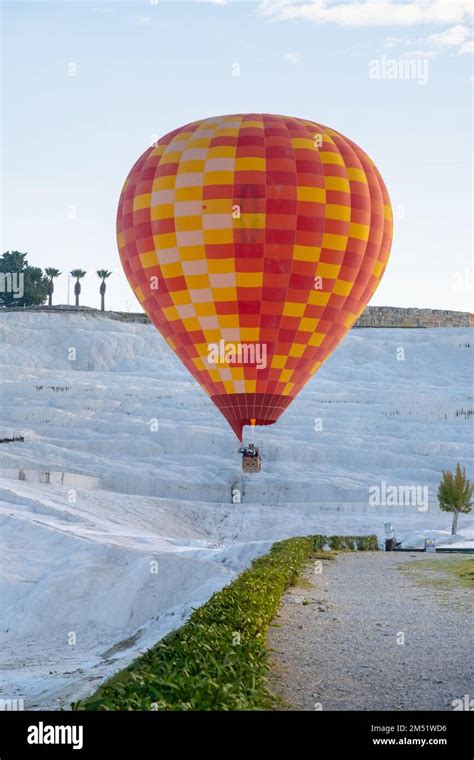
[402,558,474,589]
[74,533,377,711]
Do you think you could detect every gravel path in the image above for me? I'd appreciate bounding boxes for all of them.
[267,552,474,711]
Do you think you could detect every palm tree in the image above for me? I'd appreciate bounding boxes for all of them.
[70,269,86,307]
[97,270,112,311]
[44,268,61,306]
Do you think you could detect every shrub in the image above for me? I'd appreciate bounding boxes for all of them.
[311,534,328,551]
[438,463,473,535]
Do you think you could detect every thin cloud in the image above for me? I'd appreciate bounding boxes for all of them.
[135,16,152,26]
[400,49,437,59]
[426,24,470,48]
[259,1,473,27]
[261,2,473,59]
[384,36,400,49]
[458,40,474,55]
[385,23,473,57]
[284,51,302,63]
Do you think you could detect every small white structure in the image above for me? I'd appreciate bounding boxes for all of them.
[0,469,101,490]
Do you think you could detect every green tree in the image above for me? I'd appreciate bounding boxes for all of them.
[45,268,61,306]
[96,269,112,312]
[70,269,87,307]
[438,464,473,535]
[0,251,49,307]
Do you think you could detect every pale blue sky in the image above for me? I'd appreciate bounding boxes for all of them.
[2,0,473,311]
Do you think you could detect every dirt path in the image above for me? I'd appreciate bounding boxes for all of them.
[267,552,473,711]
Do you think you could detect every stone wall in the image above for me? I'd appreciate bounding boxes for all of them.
[2,305,151,324]
[3,304,473,328]
[355,306,473,328]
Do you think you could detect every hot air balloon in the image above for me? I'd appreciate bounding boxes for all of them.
[117,113,393,445]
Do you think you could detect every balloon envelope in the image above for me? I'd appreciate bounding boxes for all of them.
[117,114,393,439]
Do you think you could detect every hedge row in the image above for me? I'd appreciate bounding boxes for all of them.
[313,534,379,551]
[74,533,378,712]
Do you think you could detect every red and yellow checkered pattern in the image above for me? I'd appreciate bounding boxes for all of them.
[117,114,393,440]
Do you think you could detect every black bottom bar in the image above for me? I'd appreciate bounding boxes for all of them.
[0,710,472,757]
